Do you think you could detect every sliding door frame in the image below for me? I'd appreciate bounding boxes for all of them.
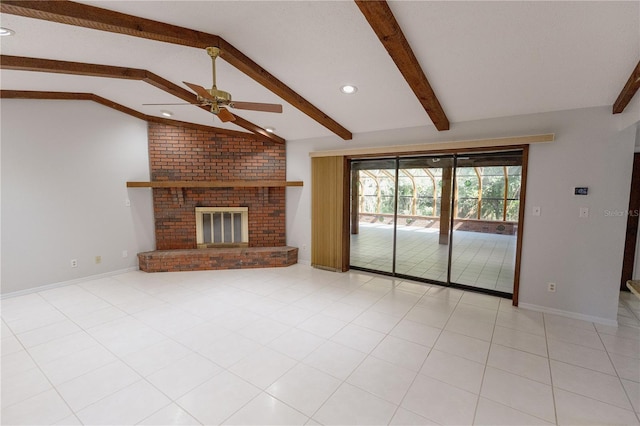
[346,145,529,305]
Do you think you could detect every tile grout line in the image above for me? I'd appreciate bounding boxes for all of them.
[472,306,559,425]
[384,285,462,425]
[542,313,560,426]
[307,276,409,424]
[124,268,326,425]
[593,316,640,422]
[52,284,205,423]
[470,299,499,425]
[9,273,240,425]
[166,269,331,425]
[215,271,381,425]
[4,267,636,425]
[2,291,105,425]
[302,277,435,424]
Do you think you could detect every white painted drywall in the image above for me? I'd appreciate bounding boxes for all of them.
[286,106,637,323]
[1,100,155,294]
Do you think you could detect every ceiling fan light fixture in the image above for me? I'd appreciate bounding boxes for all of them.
[340,85,358,94]
[0,27,15,36]
[160,110,173,117]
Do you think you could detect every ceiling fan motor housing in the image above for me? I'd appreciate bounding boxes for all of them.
[209,88,232,105]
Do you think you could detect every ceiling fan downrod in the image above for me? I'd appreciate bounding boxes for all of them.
[205,46,232,112]
[206,46,219,91]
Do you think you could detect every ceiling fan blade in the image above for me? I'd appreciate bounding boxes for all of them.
[229,101,283,113]
[217,107,236,122]
[183,81,215,102]
[142,102,199,106]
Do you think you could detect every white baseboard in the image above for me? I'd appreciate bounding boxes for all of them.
[519,302,618,327]
[1,267,140,299]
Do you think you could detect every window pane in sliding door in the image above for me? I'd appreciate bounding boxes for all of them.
[395,157,453,282]
[350,159,396,273]
[450,152,522,294]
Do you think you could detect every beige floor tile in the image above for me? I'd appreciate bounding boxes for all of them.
[554,388,639,425]
[480,366,555,423]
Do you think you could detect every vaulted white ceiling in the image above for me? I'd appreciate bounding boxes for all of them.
[1,1,638,142]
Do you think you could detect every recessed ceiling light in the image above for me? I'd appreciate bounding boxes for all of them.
[265,127,275,133]
[340,85,358,94]
[160,110,173,117]
[0,28,15,37]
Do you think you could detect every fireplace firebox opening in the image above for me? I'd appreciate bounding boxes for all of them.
[196,207,249,248]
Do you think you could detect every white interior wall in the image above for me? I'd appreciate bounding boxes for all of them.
[1,100,155,294]
[286,106,637,324]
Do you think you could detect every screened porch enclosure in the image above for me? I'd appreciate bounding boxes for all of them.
[350,151,523,295]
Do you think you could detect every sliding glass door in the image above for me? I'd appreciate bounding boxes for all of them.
[450,153,522,293]
[350,159,396,274]
[394,157,453,281]
[349,151,523,296]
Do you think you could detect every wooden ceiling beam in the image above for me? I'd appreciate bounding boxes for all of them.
[0,55,284,143]
[613,60,640,114]
[90,94,150,121]
[1,90,148,121]
[0,0,220,48]
[143,72,197,103]
[0,0,352,140]
[355,0,450,131]
[1,90,94,101]
[0,55,146,80]
[0,90,272,142]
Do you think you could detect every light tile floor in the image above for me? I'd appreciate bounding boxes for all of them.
[1,265,639,425]
[351,223,517,293]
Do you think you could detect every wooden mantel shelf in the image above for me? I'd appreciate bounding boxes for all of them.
[126,180,303,188]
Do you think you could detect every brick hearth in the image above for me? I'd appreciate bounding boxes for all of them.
[138,246,298,272]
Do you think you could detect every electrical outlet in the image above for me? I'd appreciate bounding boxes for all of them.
[548,282,556,292]
[70,259,78,268]
[95,255,102,264]
[125,199,131,207]
[302,244,307,251]
[122,250,128,258]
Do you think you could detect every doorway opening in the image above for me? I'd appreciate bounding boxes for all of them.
[349,150,525,299]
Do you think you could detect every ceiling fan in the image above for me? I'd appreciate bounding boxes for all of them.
[145,47,283,122]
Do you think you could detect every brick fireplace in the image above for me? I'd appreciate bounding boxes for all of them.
[137,123,297,272]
